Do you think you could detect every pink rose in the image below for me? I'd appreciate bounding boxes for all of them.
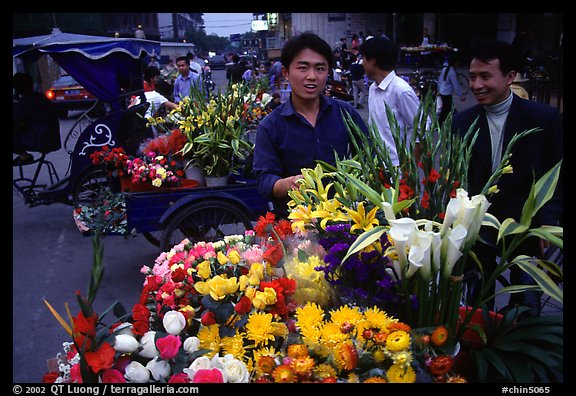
[156,334,182,360]
[193,368,224,383]
[101,369,126,383]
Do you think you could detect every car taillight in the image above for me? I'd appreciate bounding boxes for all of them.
[45,90,55,100]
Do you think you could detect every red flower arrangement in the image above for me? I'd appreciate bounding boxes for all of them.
[89,146,129,177]
[143,129,187,159]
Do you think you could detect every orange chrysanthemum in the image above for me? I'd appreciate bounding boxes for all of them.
[289,356,315,376]
[333,342,359,371]
[256,355,277,374]
[431,326,449,346]
[388,321,412,333]
[428,355,454,376]
[287,343,309,359]
[272,364,297,383]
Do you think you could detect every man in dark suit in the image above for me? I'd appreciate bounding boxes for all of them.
[452,39,563,317]
[226,54,246,84]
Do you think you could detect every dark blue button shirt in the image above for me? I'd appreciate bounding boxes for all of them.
[253,94,368,216]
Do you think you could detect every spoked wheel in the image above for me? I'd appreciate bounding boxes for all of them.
[72,166,112,206]
[160,200,253,252]
[142,231,162,247]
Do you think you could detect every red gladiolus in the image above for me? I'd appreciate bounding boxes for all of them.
[85,342,116,374]
[193,368,224,383]
[101,368,126,383]
[42,372,59,383]
[428,168,440,183]
[263,243,283,266]
[234,296,253,315]
[421,191,430,209]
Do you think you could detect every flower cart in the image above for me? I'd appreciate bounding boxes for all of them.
[13,33,160,208]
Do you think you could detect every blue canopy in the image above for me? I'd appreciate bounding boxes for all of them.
[13,32,161,107]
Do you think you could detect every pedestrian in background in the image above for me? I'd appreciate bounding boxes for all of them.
[226,54,246,84]
[349,54,366,109]
[173,56,201,103]
[437,56,465,125]
[134,25,146,39]
[359,36,421,166]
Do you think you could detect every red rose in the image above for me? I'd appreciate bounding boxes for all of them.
[192,368,224,383]
[234,296,252,315]
[168,373,190,383]
[131,320,149,336]
[156,334,182,360]
[201,311,217,326]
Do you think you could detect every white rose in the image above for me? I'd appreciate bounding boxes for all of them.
[217,354,249,383]
[114,334,139,354]
[183,336,200,354]
[138,331,159,359]
[183,356,212,381]
[124,361,151,383]
[146,357,171,381]
[162,311,186,335]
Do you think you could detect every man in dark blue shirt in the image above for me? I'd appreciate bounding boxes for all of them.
[253,33,368,218]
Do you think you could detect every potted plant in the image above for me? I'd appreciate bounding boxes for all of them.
[169,83,255,186]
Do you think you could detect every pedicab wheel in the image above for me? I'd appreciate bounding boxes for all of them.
[160,199,253,252]
[72,166,112,206]
[142,231,162,247]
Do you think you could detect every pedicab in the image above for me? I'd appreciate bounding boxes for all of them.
[13,33,269,251]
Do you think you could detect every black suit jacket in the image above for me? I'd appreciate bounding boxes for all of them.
[452,94,563,227]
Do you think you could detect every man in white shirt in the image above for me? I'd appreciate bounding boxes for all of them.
[358,37,421,166]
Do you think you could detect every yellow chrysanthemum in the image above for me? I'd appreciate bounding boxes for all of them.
[245,312,277,346]
[386,363,416,383]
[220,332,246,361]
[319,322,349,346]
[197,324,221,357]
[329,305,364,333]
[386,330,411,352]
[295,302,325,329]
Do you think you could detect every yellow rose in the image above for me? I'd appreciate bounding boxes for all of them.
[217,251,229,265]
[249,263,264,279]
[244,286,257,300]
[262,287,278,305]
[206,275,238,300]
[238,275,249,291]
[196,260,212,279]
[194,281,210,295]
[228,250,241,265]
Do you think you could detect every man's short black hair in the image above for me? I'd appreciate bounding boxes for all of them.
[144,66,160,83]
[176,56,190,65]
[281,32,335,69]
[358,36,398,72]
[470,39,522,75]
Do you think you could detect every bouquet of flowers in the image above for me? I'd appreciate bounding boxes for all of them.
[89,146,129,177]
[126,152,184,188]
[141,129,187,160]
[73,190,128,235]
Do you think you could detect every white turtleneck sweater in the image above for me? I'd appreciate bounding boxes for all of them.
[485,91,514,173]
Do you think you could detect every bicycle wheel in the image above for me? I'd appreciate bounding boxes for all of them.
[142,231,162,247]
[72,166,112,206]
[160,200,253,252]
[457,72,470,95]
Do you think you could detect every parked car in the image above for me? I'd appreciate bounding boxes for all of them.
[208,55,226,70]
[45,74,102,118]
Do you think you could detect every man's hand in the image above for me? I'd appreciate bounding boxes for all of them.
[272,174,302,198]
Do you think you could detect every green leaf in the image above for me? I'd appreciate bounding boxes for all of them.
[341,226,387,263]
[532,160,562,215]
[497,218,528,242]
[512,256,563,303]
